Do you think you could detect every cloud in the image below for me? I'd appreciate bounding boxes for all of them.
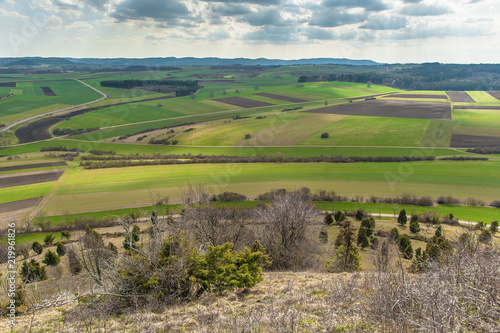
[0,8,28,18]
[242,26,301,42]
[207,28,231,40]
[82,0,109,10]
[209,3,252,16]
[111,0,192,23]
[360,14,407,30]
[238,8,288,26]
[200,0,281,5]
[66,21,93,29]
[402,0,421,3]
[303,27,336,40]
[400,4,451,16]
[322,0,388,11]
[309,9,367,27]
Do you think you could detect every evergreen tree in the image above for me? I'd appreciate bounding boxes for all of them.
[360,217,376,237]
[398,235,413,259]
[397,209,407,226]
[42,250,61,266]
[357,227,370,249]
[389,227,400,242]
[327,221,361,272]
[20,259,47,283]
[32,241,43,255]
[324,213,334,225]
[56,242,66,256]
[334,211,346,224]
[43,233,55,246]
[410,220,421,234]
[319,227,328,243]
[490,221,498,234]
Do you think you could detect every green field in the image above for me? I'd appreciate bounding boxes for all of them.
[38,160,500,214]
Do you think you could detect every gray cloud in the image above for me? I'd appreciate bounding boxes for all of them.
[83,0,109,10]
[309,10,367,27]
[209,3,252,16]
[200,0,281,5]
[111,0,191,23]
[400,4,451,16]
[322,0,388,11]
[360,14,407,30]
[238,8,287,26]
[303,27,336,40]
[402,0,422,3]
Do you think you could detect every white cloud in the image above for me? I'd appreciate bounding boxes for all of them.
[66,21,93,30]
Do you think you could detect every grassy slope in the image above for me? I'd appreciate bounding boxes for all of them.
[42,160,500,214]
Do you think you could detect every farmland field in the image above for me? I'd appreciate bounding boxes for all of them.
[1,67,499,229]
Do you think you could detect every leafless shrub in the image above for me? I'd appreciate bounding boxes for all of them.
[463,197,486,207]
[254,191,320,270]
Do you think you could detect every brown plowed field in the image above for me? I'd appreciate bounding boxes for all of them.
[0,162,67,172]
[0,170,64,189]
[386,93,448,100]
[41,86,57,96]
[305,100,451,120]
[0,82,16,87]
[254,93,308,103]
[0,197,43,213]
[213,97,274,108]
[450,134,500,147]
[446,91,475,103]
[453,105,500,110]
[14,94,177,143]
[15,117,64,143]
[487,91,500,101]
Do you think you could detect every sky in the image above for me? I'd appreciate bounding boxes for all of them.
[0,0,499,64]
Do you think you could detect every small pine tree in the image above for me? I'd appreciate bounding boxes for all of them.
[67,248,82,275]
[360,217,376,237]
[478,230,492,244]
[20,259,47,283]
[398,235,413,259]
[324,213,334,225]
[410,220,421,234]
[490,221,498,234]
[357,227,370,249]
[355,209,365,221]
[435,226,443,238]
[411,214,419,223]
[32,241,43,255]
[42,250,60,266]
[56,242,66,256]
[389,227,400,242]
[334,211,346,224]
[328,221,362,272]
[43,233,55,246]
[61,230,72,240]
[397,209,407,226]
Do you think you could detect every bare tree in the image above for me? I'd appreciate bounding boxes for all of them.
[255,191,319,270]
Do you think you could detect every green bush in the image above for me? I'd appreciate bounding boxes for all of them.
[21,259,47,283]
[324,213,334,225]
[43,234,55,246]
[42,250,61,266]
[320,133,329,138]
[32,241,43,255]
[56,242,66,256]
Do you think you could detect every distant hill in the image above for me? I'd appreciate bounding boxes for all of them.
[64,57,382,67]
[0,56,381,67]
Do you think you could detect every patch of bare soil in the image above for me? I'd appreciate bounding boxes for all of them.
[446,91,475,103]
[0,170,64,189]
[0,162,67,172]
[213,96,275,108]
[305,100,452,120]
[0,196,43,213]
[254,92,308,103]
[450,134,500,147]
[387,93,449,100]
